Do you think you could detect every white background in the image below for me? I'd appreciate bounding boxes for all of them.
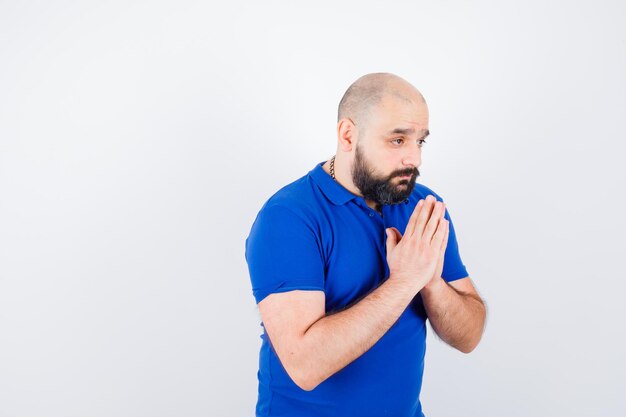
[1,1,625,416]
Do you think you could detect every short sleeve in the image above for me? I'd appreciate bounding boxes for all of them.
[244,204,326,304]
[441,205,469,282]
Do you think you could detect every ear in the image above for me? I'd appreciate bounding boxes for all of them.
[336,118,357,152]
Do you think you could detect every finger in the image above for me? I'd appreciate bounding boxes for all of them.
[389,226,403,242]
[413,195,437,239]
[431,218,448,247]
[422,201,445,242]
[385,228,398,253]
[404,199,424,237]
[386,226,402,242]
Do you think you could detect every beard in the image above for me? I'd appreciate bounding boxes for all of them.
[351,144,420,205]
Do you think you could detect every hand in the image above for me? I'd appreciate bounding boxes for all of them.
[385,195,450,293]
[424,212,450,290]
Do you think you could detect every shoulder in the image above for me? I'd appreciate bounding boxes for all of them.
[253,173,321,228]
[245,173,327,274]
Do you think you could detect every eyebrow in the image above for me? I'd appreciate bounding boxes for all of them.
[387,128,430,139]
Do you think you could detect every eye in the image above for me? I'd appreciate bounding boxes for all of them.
[391,138,404,145]
[418,139,427,147]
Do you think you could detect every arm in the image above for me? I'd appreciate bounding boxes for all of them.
[421,276,486,353]
[258,273,421,391]
[258,196,448,391]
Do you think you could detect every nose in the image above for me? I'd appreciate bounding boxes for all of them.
[402,146,422,170]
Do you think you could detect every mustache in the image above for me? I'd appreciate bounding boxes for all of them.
[389,168,419,179]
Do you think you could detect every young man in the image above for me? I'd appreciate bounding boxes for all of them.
[245,73,486,417]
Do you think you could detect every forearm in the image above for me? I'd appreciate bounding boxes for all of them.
[293,275,419,391]
[421,277,486,353]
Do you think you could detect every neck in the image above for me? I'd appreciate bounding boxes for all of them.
[369,201,382,213]
[323,156,381,213]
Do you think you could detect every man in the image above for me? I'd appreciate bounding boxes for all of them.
[244,73,486,417]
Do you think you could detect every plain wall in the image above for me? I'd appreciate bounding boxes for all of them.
[1,1,624,416]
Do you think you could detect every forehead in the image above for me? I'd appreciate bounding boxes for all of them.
[368,93,429,132]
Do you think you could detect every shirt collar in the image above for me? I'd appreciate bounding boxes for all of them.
[309,161,359,206]
[309,160,411,206]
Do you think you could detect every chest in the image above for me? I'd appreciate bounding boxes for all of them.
[320,202,409,312]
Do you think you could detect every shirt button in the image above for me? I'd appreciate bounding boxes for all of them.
[369,212,374,217]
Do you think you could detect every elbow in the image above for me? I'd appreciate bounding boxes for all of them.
[281,354,322,391]
[295,378,319,392]
[457,332,484,354]
[458,343,477,354]
[459,307,487,354]
[277,341,323,391]
[287,367,320,392]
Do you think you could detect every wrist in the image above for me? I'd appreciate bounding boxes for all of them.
[421,275,446,297]
[387,272,425,295]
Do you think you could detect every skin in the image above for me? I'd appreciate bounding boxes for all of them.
[257,74,487,391]
[323,77,429,214]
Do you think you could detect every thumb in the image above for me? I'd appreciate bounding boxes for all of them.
[385,227,398,253]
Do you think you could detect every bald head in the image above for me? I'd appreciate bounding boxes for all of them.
[337,73,425,127]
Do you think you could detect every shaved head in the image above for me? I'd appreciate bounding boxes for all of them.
[337,73,425,129]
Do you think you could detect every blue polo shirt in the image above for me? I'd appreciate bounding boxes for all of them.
[245,161,469,417]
